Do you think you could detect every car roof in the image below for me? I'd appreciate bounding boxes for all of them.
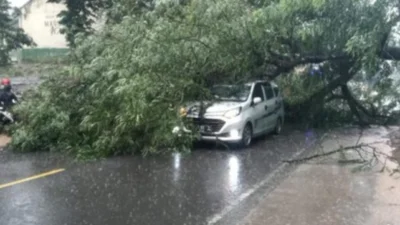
[246,80,278,87]
[213,80,279,88]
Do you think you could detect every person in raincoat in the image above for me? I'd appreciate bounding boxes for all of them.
[0,78,18,109]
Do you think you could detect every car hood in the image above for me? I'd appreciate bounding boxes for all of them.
[186,101,243,116]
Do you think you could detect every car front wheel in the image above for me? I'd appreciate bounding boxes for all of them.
[240,123,253,147]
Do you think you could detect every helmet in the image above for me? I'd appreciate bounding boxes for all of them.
[1,78,10,86]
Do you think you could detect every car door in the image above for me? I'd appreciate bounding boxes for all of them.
[261,82,278,131]
[273,85,284,116]
[250,83,268,134]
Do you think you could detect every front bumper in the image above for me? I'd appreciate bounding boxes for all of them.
[173,116,246,143]
[200,134,242,142]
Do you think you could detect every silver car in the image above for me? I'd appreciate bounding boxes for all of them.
[176,80,285,147]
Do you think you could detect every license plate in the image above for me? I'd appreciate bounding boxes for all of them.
[200,125,212,133]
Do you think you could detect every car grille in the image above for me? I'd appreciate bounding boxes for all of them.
[192,118,225,133]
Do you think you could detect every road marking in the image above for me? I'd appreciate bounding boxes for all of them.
[207,148,308,225]
[0,168,65,190]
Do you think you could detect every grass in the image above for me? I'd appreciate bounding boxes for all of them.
[0,63,69,78]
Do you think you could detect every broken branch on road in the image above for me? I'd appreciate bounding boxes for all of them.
[283,128,399,174]
[282,142,384,163]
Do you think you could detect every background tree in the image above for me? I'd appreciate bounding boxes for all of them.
[47,0,112,47]
[47,0,160,46]
[0,0,34,66]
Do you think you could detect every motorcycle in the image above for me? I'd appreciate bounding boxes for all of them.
[0,106,14,124]
[0,98,18,124]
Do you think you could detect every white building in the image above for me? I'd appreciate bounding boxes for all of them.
[18,0,68,48]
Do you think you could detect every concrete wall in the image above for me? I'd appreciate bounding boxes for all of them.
[19,0,68,48]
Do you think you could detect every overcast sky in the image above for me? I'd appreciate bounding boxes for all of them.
[9,0,29,7]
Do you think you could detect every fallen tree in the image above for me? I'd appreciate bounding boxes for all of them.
[281,58,400,127]
[8,0,400,158]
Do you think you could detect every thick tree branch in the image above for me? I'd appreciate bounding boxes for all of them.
[341,85,368,126]
[341,85,395,125]
[265,19,400,79]
[307,61,356,103]
[266,53,349,79]
[325,94,346,103]
[379,46,400,60]
[283,61,359,126]
[376,12,400,60]
[264,45,400,79]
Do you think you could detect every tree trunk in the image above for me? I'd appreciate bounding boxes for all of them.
[341,85,369,126]
[286,60,359,126]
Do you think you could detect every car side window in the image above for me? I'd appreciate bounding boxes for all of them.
[252,83,265,101]
[262,83,275,100]
[273,87,280,97]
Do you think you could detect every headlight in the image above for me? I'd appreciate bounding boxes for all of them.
[179,107,187,117]
[172,126,181,134]
[224,107,242,118]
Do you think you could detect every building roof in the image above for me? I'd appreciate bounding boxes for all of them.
[19,0,34,9]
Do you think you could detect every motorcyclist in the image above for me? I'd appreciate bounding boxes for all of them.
[0,78,8,90]
[0,78,18,109]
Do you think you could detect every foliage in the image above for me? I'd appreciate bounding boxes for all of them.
[349,61,400,121]
[47,0,111,47]
[105,0,155,23]
[10,0,400,158]
[0,0,34,66]
[277,68,325,105]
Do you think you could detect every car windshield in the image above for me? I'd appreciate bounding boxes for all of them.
[211,84,251,102]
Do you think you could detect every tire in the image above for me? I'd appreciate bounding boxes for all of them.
[274,117,282,135]
[240,123,253,148]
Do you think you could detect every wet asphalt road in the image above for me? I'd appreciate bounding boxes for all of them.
[0,127,316,225]
[10,76,41,95]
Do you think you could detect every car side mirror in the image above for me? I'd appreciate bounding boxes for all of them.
[253,97,262,105]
